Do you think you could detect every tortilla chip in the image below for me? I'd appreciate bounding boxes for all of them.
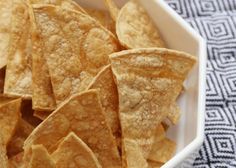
[0,134,8,168]
[167,103,181,125]
[7,118,34,157]
[0,98,21,145]
[8,152,24,168]
[28,3,56,112]
[29,144,55,168]
[31,5,120,105]
[87,65,120,141]
[29,9,57,111]
[31,36,57,111]
[30,0,86,13]
[29,1,86,111]
[51,132,102,168]
[103,0,120,21]
[4,0,32,99]
[0,67,5,93]
[116,0,165,49]
[110,48,196,159]
[0,0,12,69]
[34,110,51,120]
[147,160,163,168]
[86,8,116,34]
[24,90,121,167]
[123,138,148,168]
[148,138,176,163]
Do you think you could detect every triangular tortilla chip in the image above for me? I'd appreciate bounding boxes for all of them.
[51,132,102,168]
[116,0,165,48]
[29,145,55,168]
[31,5,120,105]
[0,0,12,69]
[148,138,176,163]
[0,98,21,145]
[7,118,34,157]
[87,65,120,142]
[123,138,148,168]
[8,152,24,168]
[86,8,116,34]
[24,90,121,167]
[110,48,196,160]
[29,0,87,111]
[29,1,86,111]
[0,67,5,93]
[0,134,8,168]
[4,0,32,99]
[30,19,57,111]
[26,3,57,111]
[103,0,119,21]
[30,0,86,13]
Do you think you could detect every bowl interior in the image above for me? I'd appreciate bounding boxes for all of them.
[75,0,200,156]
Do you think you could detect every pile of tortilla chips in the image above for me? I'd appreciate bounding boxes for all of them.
[0,0,196,167]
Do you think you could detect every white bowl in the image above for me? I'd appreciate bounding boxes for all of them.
[75,0,207,167]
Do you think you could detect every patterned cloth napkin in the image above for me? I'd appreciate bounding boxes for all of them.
[165,0,236,167]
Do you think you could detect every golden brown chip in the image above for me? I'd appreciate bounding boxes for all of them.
[0,67,5,93]
[148,138,176,163]
[147,160,163,168]
[110,48,196,159]
[86,8,116,34]
[0,134,8,168]
[33,110,51,120]
[123,138,148,168]
[29,1,87,110]
[31,34,57,111]
[51,132,102,168]
[31,5,120,105]
[87,65,120,141]
[167,103,181,125]
[116,0,165,49]
[30,0,86,13]
[8,152,24,168]
[24,90,121,167]
[25,2,56,111]
[4,0,32,99]
[31,27,56,111]
[7,118,34,157]
[0,0,12,69]
[0,98,21,145]
[103,0,120,21]
[29,144,56,168]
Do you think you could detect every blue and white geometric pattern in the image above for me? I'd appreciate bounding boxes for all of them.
[165,0,236,167]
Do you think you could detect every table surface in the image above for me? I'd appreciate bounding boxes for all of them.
[165,0,236,167]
